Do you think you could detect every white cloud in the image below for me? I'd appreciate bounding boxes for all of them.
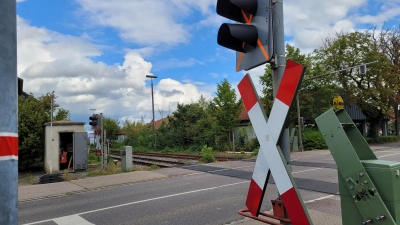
[283,0,393,51]
[17,16,212,124]
[76,0,216,47]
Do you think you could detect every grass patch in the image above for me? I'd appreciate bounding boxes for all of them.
[88,162,135,177]
[150,163,159,170]
[88,152,100,165]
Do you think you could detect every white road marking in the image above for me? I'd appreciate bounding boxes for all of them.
[377,152,400,158]
[24,164,333,225]
[53,215,94,225]
[23,181,249,225]
[182,165,255,177]
[292,168,324,174]
[304,195,336,203]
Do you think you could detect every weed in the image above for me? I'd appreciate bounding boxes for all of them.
[200,145,216,163]
[150,164,159,170]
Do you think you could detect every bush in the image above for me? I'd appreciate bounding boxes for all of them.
[302,128,328,150]
[133,146,150,152]
[188,145,202,152]
[88,152,100,164]
[160,146,174,153]
[366,136,400,144]
[110,141,125,151]
[200,145,216,163]
[251,148,259,156]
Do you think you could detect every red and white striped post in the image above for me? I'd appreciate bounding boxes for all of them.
[238,60,312,224]
[0,0,18,223]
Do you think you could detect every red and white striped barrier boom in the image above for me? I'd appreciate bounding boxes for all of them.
[238,60,312,224]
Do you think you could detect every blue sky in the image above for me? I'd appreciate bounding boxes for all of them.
[16,0,400,130]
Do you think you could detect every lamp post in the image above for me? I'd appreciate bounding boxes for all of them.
[146,75,158,149]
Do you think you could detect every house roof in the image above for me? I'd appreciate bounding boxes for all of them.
[154,117,170,130]
[238,109,250,121]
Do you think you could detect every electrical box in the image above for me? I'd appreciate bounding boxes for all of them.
[121,146,132,171]
[363,160,400,223]
[339,160,400,224]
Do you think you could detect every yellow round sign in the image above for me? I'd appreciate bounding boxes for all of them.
[332,96,344,109]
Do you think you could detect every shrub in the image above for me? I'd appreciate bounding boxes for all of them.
[302,128,328,150]
[366,136,400,144]
[200,145,216,163]
[251,148,259,156]
[88,152,100,164]
[188,145,201,152]
[133,146,150,152]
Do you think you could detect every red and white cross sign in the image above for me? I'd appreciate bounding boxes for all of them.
[238,60,312,224]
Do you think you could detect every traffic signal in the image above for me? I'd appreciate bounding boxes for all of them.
[216,0,272,71]
[359,63,367,75]
[89,114,98,127]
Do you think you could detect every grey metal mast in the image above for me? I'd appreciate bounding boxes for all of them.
[0,0,18,224]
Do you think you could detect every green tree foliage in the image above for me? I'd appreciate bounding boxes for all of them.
[209,79,243,147]
[378,26,400,135]
[122,117,153,149]
[18,93,69,171]
[102,117,120,140]
[260,44,339,125]
[317,30,394,138]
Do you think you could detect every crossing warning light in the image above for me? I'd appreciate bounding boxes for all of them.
[89,114,98,127]
[216,0,272,71]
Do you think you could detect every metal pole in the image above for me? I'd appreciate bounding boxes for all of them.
[50,94,54,173]
[104,130,107,168]
[296,94,304,151]
[272,0,290,163]
[100,113,104,170]
[151,79,156,149]
[272,1,291,224]
[0,0,18,224]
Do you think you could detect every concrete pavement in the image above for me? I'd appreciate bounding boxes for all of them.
[19,171,167,202]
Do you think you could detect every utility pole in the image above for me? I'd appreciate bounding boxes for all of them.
[100,113,104,170]
[0,0,18,224]
[146,75,158,149]
[50,94,54,173]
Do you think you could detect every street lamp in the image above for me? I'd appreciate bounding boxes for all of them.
[146,75,158,149]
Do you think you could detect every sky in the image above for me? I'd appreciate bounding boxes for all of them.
[16,0,400,131]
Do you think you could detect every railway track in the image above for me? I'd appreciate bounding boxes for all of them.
[111,151,233,161]
[109,151,234,168]
[110,153,187,168]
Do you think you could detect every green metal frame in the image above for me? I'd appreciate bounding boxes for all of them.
[316,109,400,225]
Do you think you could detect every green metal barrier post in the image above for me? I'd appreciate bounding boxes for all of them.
[316,109,400,225]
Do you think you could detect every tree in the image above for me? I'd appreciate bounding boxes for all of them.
[317,30,394,138]
[260,44,338,125]
[102,117,120,140]
[378,26,400,135]
[122,117,153,149]
[18,92,69,171]
[209,79,243,149]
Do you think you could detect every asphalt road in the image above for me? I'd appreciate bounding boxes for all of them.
[19,143,400,225]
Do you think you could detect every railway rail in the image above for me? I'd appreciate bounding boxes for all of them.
[108,151,234,168]
[111,151,234,161]
[110,153,187,168]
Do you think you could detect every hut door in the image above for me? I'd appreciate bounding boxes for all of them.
[73,132,88,170]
